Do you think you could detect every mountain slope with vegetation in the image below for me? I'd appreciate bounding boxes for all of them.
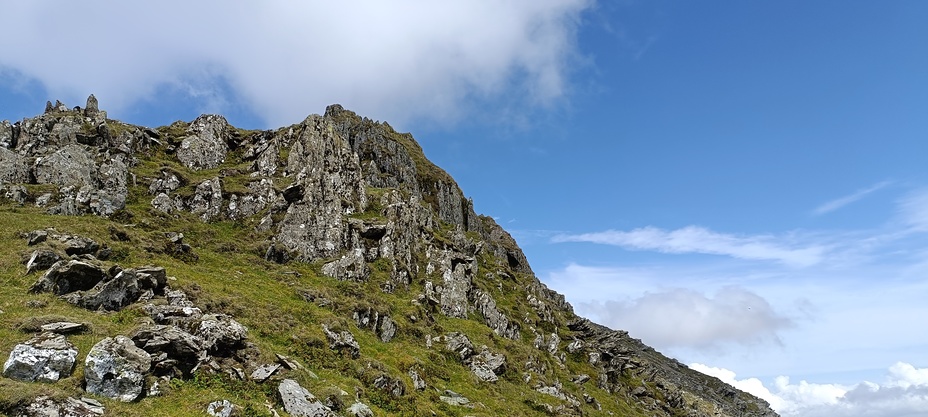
[0,96,778,417]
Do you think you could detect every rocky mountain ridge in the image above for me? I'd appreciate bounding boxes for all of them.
[0,96,778,416]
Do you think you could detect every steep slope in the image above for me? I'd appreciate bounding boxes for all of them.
[0,97,778,416]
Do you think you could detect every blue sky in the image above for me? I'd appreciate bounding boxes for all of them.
[2,1,927,415]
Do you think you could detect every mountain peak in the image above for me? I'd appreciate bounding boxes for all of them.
[0,97,778,416]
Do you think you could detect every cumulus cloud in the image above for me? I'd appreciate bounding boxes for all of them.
[0,0,592,127]
[691,362,928,417]
[577,286,793,350]
[813,181,892,215]
[553,226,825,267]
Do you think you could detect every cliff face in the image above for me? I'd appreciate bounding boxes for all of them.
[0,97,778,417]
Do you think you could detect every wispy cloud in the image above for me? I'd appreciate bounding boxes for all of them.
[813,181,892,215]
[553,226,825,267]
[898,189,928,232]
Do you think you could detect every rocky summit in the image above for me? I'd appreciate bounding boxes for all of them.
[0,97,779,416]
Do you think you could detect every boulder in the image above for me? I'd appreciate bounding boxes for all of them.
[277,379,336,417]
[25,249,61,274]
[30,260,106,295]
[2,332,78,382]
[250,363,280,382]
[64,267,165,311]
[40,321,86,334]
[196,314,248,354]
[439,390,472,407]
[131,324,206,376]
[408,369,426,390]
[347,402,374,417]
[84,336,152,402]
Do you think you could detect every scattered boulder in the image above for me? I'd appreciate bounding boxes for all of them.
[250,363,280,382]
[322,325,360,359]
[84,336,152,402]
[58,234,100,256]
[439,390,472,407]
[277,379,336,417]
[18,396,104,417]
[2,332,78,382]
[40,321,86,334]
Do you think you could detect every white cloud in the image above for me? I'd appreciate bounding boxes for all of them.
[813,181,892,215]
[553,226,826,267]
[578,287,793,350]
[0,0,592,127]
[690,362,928,417]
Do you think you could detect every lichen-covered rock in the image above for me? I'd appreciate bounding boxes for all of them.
[321,248,370,281]
[352,307,397,343]
[278,379,337,417]
[176,114,231,170]
[63,267,166,311]
[84,336,152,402]
[347,402,374,417]
[2,332,78,382]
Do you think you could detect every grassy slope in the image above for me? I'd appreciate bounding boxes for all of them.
[0,191,648,416]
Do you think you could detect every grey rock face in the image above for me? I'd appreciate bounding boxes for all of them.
[473,288,520,340]
[0,120,13,149]
[2,332,78,382]
[274,116,368,261]
[33,144,95,187]
[40,321,86,334]
[250,363,280,382]
[321,249,370,281]
[0,147,30,183]
[176,114,231,170]
[84,336,152,402]
[278,379,336,417]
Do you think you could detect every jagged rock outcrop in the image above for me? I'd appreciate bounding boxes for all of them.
[0,98,779,417]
